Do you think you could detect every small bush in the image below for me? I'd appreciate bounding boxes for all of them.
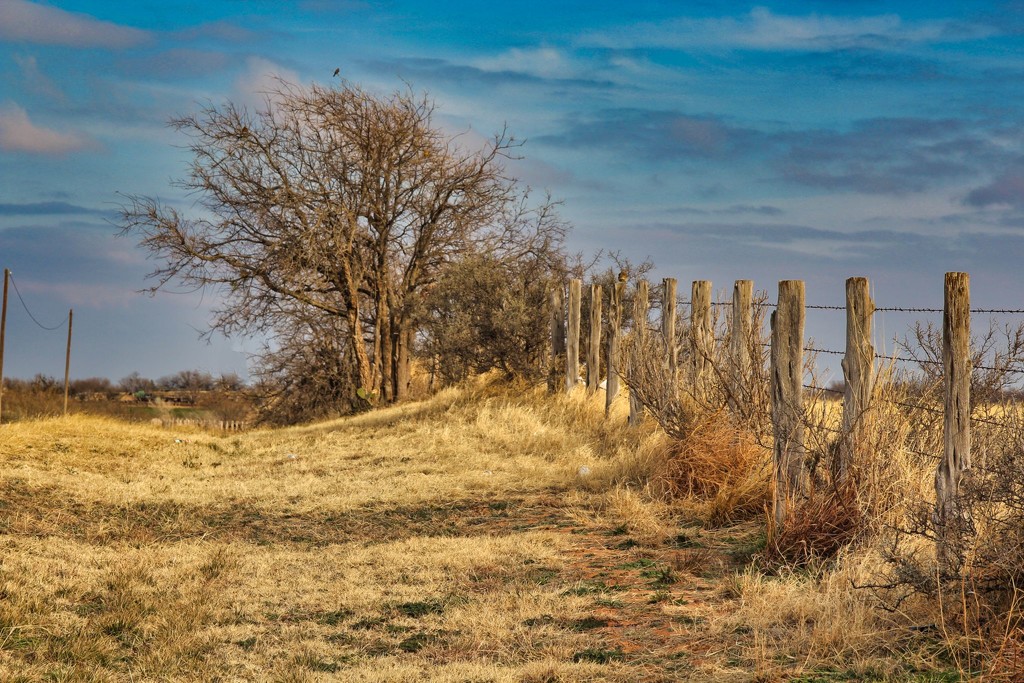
[761,486,863,569]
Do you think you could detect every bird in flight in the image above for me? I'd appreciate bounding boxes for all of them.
[333,68,340,77]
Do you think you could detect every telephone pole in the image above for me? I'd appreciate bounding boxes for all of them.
[0,269,8,423]
[63,308,73,417]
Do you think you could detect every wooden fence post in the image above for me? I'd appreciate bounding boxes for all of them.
[587,284,602,394]
[936,271,971,569]
[729,280,753,416]
[691,280,713,400]
[63,309,73,417]
[839,277,874,484]
[629,280,649,426]
[548,284,566,393]
[662,278,678,383]
[771,280,806,529]
[567,279,582,393]
[606,280,624,416]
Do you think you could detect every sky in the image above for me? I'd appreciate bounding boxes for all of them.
[3,0,1024,385]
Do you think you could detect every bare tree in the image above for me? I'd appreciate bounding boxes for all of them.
[120,78,538,411]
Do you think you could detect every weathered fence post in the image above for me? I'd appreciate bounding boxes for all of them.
[606,280,624,416]
[839,277,874,484]
[566,279,582,393]
[587,284,602,394]
[771,280,806,529]
[629,280,649,426]
[729,280,754,416]
[936,271,971,569]
[691,280,713,400]
[662,278,678,383]
[548,284,566,393]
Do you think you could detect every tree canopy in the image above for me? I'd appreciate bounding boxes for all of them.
[121,79,571,422]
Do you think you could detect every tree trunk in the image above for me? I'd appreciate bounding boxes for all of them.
[394,322,413,401]
[379,306,393,402]
[347,306,372,393]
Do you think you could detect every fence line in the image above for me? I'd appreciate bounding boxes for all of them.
[158,417,250,432]
[548,271,1022,562]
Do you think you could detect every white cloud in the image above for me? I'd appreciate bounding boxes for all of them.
[232,57,303,108]
[578,7,993,52]
[473,47,576,79]
[0,0,149,48]
[0,103,94,154]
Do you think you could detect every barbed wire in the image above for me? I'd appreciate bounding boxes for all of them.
[8,273,68,331]
[802,382,1014,430]
[669,297,1024,315]
[752,341,1020,375]
[798,383,1010,466]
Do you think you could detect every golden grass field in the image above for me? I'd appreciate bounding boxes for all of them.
[0,378,981,681]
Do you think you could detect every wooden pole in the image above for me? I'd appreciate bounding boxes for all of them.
[771,280,805,529]
[548,285,566,392]
[839,277,874,484]
[0,268,8,423]
[691,280,713,400]
[729,280,753,416]
[629,280,649,426]
[566,279,582,393]
[936,271,970,568]
[63,309,73,417]
[662,278,678,383]
[606,280,624,415]
[587,284,602,394]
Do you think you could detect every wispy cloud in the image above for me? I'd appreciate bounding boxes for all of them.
[964,171,1024,207]
[0,0,149,48]
[473,47,577,80]
[543,108,1021,196]
[360,57,617,91]
[12,54,65,102]
[299,0,371,14]
[0,201,108,216]
[669,204,785,216]
[117,48,234,80]
[173,20,261,44]
[579,8,993,52]
[0,103,96,154]
[14,280,140,308]
[776,118,998,194]
[538,109,764,161]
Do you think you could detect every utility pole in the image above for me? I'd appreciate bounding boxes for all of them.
[0,269,8,423]
[63,309,73,417]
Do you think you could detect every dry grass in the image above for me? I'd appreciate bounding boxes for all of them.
[0,376,978,681]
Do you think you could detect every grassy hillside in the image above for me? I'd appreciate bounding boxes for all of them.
[0,378,983,681]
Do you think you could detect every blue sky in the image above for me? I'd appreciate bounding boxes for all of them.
[2,1,1024,384]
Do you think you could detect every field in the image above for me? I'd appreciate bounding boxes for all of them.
[0,378,982,681]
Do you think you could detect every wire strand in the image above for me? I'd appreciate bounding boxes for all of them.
[8,274,68,331]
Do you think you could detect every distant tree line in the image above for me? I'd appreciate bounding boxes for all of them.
[2,370,246,398]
